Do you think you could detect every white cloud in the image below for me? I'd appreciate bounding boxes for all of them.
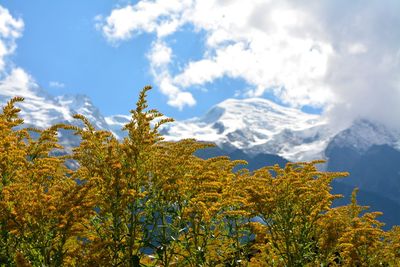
[347,43,368,55]
[158,74,196,110]
[147,41,172,67]
[100,0,400,129]
[168,91,196,109]
[0,67,34,95]
[0,6,23,38]
[0,6,43,105]
[0,5,24,73]
[49,81,65,89]
[147,40,196,109]
[0,6,36,104]
[99,0,192,42]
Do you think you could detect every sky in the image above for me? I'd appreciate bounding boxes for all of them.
[0,0,400,127]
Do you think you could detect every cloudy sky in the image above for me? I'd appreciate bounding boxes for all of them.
[1,0,400,128]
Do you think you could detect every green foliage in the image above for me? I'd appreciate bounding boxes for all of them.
[0,86,398,266]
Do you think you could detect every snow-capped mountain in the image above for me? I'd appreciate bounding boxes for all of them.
[0,82,109,131]
[2,82,400,162]
[105,114,131,139]
[0,79,113,155]
[0,75,73,128]
[0,81,337,161]
[56,94,109,130]
[161,98,336,161]
[327,119,400,153]
[162,99,400,161]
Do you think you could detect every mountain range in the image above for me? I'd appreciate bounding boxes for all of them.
[1,84,399,228]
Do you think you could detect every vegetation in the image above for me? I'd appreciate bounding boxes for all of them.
[0,86,399,266]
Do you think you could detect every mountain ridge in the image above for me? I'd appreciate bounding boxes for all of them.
[2,85,400,161]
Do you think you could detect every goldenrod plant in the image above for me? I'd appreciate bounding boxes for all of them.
[0,97,94,266]
[0,87,399,266]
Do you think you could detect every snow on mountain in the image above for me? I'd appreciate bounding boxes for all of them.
[2,79,399,162]
[0,73,131,149]
[161,98,337,161]
[105,114,131,139]
[56,94,109,130]
[0,71,73,128]
[327,119,400,153]
[162,99,400,161]
[0,77,109,131]
[0,77,113,154]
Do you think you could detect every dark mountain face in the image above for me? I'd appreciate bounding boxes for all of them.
[331,181,400,230]
[195,146,288,171]
[327,144,400,205]
[195,143,400,229]
[326,144,400,229]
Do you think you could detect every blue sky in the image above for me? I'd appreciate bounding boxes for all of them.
[1,1,400,126]
[1,1,170,116]
[1,0,249,119]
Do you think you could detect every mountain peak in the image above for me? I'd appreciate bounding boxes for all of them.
[219,97,287,109]
[162,97,330,161]
[0,81,73,128]
[214,97,306,116]
[56,94,109,130]
[327,118,400,153]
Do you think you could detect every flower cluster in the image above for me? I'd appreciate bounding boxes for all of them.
[0,87,398,266]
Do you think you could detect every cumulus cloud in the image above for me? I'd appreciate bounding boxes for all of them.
[147,41,172,67]
[147,40,196,109]
[0,67,37,97]
[100,0,192,42]
[0,5,24,74]
[99,0,400,129]
[0,5,35,101]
